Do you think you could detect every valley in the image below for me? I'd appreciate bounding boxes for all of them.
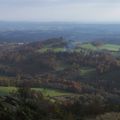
[0,23,120,120]
[0,38,120,95]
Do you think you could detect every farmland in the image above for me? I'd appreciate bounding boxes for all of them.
[37,40,120,53]
[80,43,120,52]
[0,86,74,97]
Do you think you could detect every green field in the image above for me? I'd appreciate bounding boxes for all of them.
[0,87,16,96]
[80,67,96,77]
[99,44,120,51]
[80,43,120,52]
[36,42,120,53]
[80,43,97,50]
[0,87,73,97]
[38,47,66,53]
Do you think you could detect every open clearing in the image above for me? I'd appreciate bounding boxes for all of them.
[80,43,120,52]
[38,47,65,52]
[0,86,73,97]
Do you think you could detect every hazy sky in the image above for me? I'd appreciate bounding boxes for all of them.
[0,0,120,23]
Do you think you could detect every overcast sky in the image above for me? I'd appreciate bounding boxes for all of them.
[0,0,120,23]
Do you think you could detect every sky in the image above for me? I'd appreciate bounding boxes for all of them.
[0,0,120,23]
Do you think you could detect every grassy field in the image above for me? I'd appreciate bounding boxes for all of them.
[100,44,120,51]
[38,47,66,53]
[78,67,97,80]
[36,42,120,53]
[0,87,16,96]
[80,67,96,77]
[80,43,97,50]
[80,43,120,52]
[0,87,73,97]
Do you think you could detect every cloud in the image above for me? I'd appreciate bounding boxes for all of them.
[0,0,120,7]
[0,0,120,22]
[1,0,120,4]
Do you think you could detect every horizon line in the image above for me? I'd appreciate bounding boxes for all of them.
[1,20,120,24]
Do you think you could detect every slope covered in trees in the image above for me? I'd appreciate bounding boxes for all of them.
[0,38,119,94]
[0,38,119,119]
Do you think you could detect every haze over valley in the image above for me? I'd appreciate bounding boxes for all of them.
[1,22,120,44]
[0,0,120,120]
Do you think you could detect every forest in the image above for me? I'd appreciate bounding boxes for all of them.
[0,38,120,119]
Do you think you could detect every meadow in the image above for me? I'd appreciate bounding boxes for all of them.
[80,43,120,52]
[38,42,120,53]
[0,86,73,97]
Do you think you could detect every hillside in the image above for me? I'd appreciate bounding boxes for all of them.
[0,38,119,94]
[0,38,119,120]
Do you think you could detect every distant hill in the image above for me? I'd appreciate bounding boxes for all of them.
[0,22,120,43]
[19,38,120,54]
